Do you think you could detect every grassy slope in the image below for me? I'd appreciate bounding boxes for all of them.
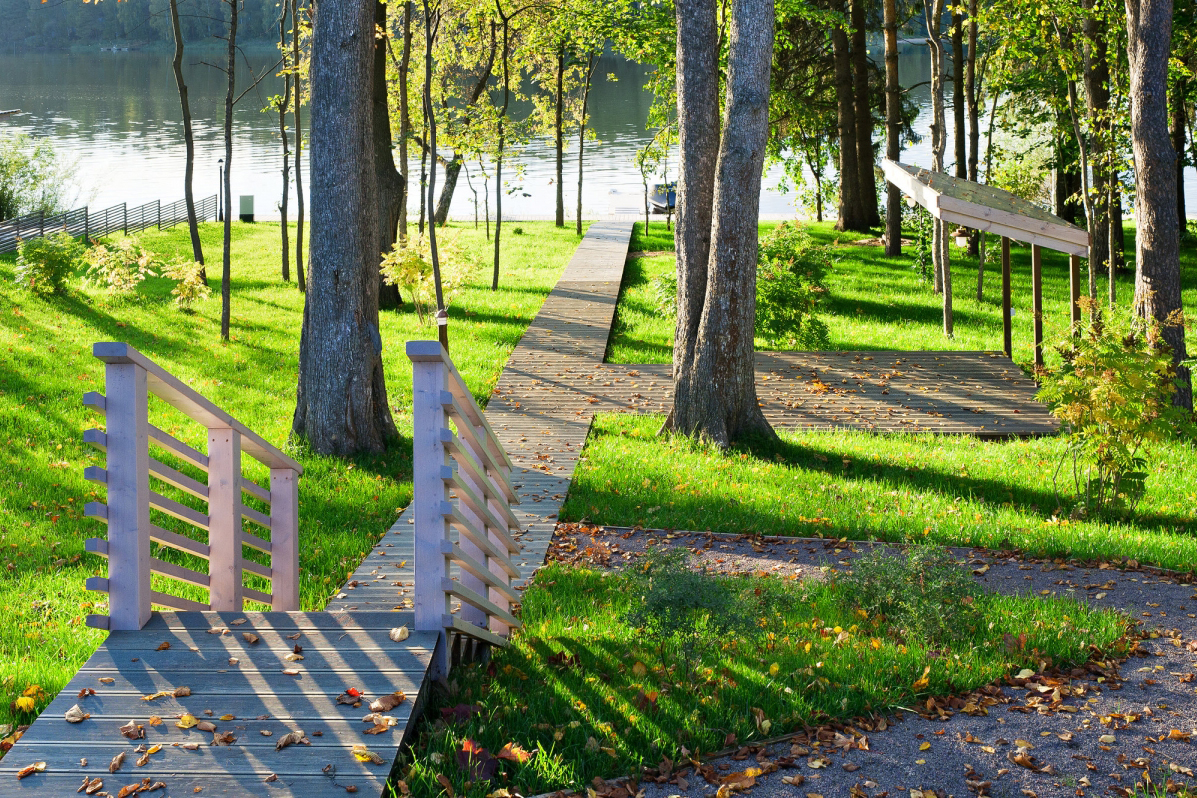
[608,220,1197,366]
[402,562,1128,797]
[0,220,584,728]
[561,415,1197,570]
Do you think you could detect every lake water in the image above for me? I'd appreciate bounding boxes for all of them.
[2,46,1194,222]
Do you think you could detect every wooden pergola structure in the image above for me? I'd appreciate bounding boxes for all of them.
[881,159,1089,367]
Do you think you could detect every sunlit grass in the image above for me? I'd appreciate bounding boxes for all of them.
[398,561,1129,797]
[0,219,584,728]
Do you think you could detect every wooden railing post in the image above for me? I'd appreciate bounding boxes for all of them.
[1031,244,1044,369]
[486,463,513,638]
[207,428,243,611]
[412,348,451,680]
[101,360,152,631]
[269,467,300,610]
[1001,237,1012,359]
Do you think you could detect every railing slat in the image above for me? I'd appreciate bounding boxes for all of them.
[241,531,273,554]
[441,429,519,507]
[268,467,299,611]
[441,502,518,576]
[243,586,273,604]
[441,578,521,629]
[443,614,509,648]
[442,467,519,553]
[150,558,210,588]
[440,540,520,603]
[150,590,208,612]
[240,478,270,503]
[150,524,210,560]
[149,490,209,530]
[440,391,517,496]
[149,457,209,501]
[148,424,209,471]
[240,504,271,530]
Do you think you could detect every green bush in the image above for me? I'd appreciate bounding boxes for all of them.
[754,222,831,348]
[161,259,211,310]
[82,236,161,294]
[649,270,677,318]
[0,134,78,222]
[14,232,84,295]
[839,546,983,646]
[1037,308,1190,515]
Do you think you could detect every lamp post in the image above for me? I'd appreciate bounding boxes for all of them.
[217,159,225,222]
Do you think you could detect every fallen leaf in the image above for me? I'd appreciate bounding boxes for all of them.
[108,751,126,773]
[242,633,259,644]
[352,744,384,765]
[81,776,103,794]
[436,773,455,798]
[212,732,236,746]
[496,742,534,763]
[369,692,406,713]
[15,762,46,780]
[231,619,247,626]
[196,721,217,733]
[77,688,96,699]
[147,716,162,726]
[912,664,931,691]
[176,714,199,729]
[389,626,410,643]
[64,704,90,723]
[275,730,309,750]
[220,714,235,722]
[281,668,300,676]
[156,642,171,651]
[919,742,931,751]
[1099,734,1116,744]
[98,677,115,684]
[119,720,144,739]
[284,653,304,662]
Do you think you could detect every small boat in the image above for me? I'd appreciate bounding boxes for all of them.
[650,181,676,213]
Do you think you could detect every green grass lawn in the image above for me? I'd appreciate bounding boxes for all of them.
[400,561,1129,798]
[0,220,585,729]
[561,414,1197,571]
[609,220,1197,367]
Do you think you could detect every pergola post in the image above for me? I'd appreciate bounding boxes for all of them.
[1031,244,1043,369]
[943,233,954,337]
[1002,237,1012,359]
[1069,253,1082,336]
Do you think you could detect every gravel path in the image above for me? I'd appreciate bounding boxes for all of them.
[545,524,1197,798]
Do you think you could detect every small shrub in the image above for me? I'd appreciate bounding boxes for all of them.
[82,236,160,293]
[755,222,831,348]
[14,231,83,295]
[650,271,677,318]
[512,226,524,235]
[1037,307,1190,515]
[902,202,935,283]
[162,259,211,310]
[380,233,478,324]
[621,547,747,677]
[839,546,982,646]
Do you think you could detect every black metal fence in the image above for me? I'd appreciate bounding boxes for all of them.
[0,194,218,254]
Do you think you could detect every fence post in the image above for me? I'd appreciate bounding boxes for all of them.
[411,346,451,680]
[269,467,300,611]
[207,428,243,611]
[123,203,128,235]
[102,360,153,630]
[38,210,44,237]
[486,462,513,638]
[84,206,89,242]
[156,200,161,230]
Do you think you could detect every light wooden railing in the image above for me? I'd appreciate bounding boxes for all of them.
[81,343,303,631]
[408,341,522,678]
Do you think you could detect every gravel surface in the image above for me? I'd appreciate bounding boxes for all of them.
[544,524,1197,798]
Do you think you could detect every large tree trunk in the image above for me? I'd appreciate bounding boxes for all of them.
[555,47,565,228]
[883,0,901,255]
[434,155,462,226]
[278,1,292,283]
[1125,0,1191,408]
[375,0,404,310]
[672,0,776,446]
[220,0,238,341]
[952,11,966,179]
[398,0,412,240]
[1082,0,1110,305]
[831,0,865,232]
[672,0,720,382]
[292,0,306,293]
[168,0,205,278]
[294,0,398,454]
[850,0,879,228]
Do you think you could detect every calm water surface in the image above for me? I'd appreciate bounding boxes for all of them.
[3,46,1193,221]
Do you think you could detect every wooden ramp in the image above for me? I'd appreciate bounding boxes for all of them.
[0,612,435,795]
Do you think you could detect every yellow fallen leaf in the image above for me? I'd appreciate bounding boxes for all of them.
[919,742,931,751]
[176,714,198,729]
[632,662,647,677]
[1014,739,1034,749]
[352,744,384,765]
[912,665,931,691]
[1099,734,1116,744]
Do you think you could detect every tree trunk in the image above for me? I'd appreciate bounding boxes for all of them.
[423,0,447,350]
[926,0,946,296]
[577,53,595,236]
[1082,0,1110,304]
[220,0,238,341]
[292,0,306,293]
[952,11,966,178]
[555,47,565,228]
[294,0,397,454]
[399,0,412,240]
[168,0,205,278]
[672,0,720,383]
[492,6,511,291]
[965,0,980,259]
[434,155,462,226]
[278,2,291,283]
[831,0,865,232]
[672,0,776,446]
[883,0,901,255]
[851,0,879,228]
[1172,78,1188,227]
[375,0,404,310]
[1126,0,1190,408]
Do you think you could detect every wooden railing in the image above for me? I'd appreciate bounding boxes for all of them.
[409,341,522,678]
[81,343,303,631]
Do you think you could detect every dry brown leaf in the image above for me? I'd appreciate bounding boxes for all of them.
[496,742,534,763]
[275,729,308,751]
[260,730,274,737]
[281,668,299,676]
[173,686,191,697]
[228,657,240,666]
[98,677,115,684]
[231,619,247,626]
[15,762,46,780]
[284,653,304,662]
[436,773,455,798]
[81,776,103,794]
[242,633,259,644]
[77,688,96,699]
[196,721,217,733]
[64,704,90,724]
[108,751,126,773]
[368,692,406,713]
[118,720,144,740]
[135,752,150,768]
[156,642,171,651]
[352,744,384,765]
[148,715,162,726]
[220,714,235,722]
[363,724,390,735]
[389,626,410,643]
[212,731,236,746]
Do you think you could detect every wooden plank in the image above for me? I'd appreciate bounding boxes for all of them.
[148,424,209,472]
[442,430,520,510]
[149,490,209,531]
[241,477,270,503]
[0,773,385,797]
[93,343,302,473]
[139,611,424,633]
[150,591,208,612]
[440,541,520,603]
[149,457,209,500]
[445,615,509,648]
[269,468,300,611]
[441,578,521,629]
[75,646,433,674]
[1032,244,1044,369]
[207,428,242,611]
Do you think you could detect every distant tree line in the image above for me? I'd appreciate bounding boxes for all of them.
[0,0,281,49]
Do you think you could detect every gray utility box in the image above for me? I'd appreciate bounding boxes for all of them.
[239,195,254,223]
